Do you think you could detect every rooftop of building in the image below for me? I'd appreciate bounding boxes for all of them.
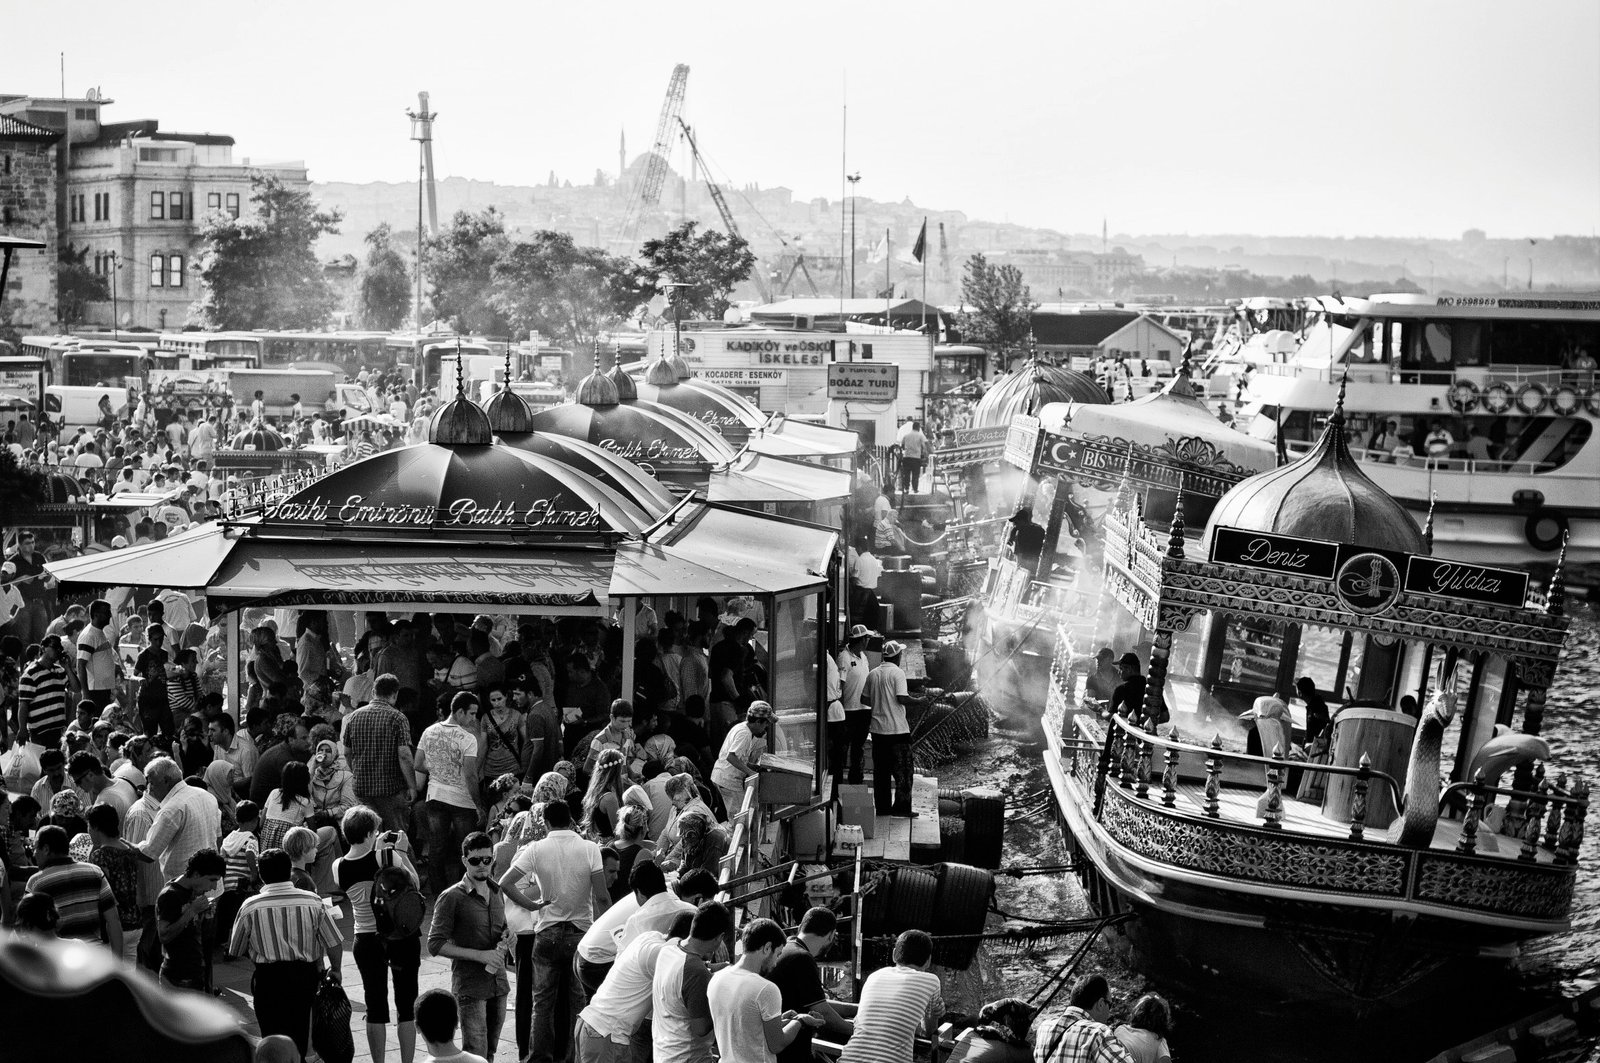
[0,113,60,142]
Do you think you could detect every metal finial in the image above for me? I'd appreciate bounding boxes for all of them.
[1331,372,1349,428]
[1167,483,1187,560]
[454,337,465,395]
[1179,347,1194,380]
[1422,491,1437,554]
[1548,531,1569,616]
[504,344,513,391]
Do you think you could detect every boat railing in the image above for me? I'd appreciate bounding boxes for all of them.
[1441,773,1591,862]
[1287,438,1564,475]
[1083,711,1407,837]
[1249,363,1599,390]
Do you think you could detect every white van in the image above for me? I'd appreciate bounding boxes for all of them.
[44,385,132,432]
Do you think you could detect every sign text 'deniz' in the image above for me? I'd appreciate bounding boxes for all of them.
[1208,526,1340,579]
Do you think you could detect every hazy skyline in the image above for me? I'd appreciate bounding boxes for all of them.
[10,0,1599,240]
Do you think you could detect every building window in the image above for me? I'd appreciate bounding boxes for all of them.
[225,192,240,218]
[208,192,221,211]
[169,192,184,221]
[70,195,82,223]
[167,254,184,288]
[2,155,9,174]
[150,191,164,220]
[1,207,10,225]
[74,107,92,120]
[150,253,165,288]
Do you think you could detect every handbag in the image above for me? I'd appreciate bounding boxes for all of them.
[311,970,355,1063]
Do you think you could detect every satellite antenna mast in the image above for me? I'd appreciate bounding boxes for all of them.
[407,92,439,335]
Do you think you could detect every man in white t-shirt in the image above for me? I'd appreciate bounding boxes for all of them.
[652,902,730,1063]
[836,625,873,786]
[575,907,693,1063]
[415,691,485,894]
[498,799,608,1063]
[76,598,120,711]
[710,918,818,1063]
[864,641,915,818]
[710,700,773,820]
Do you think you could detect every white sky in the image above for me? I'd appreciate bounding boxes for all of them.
[10,0,1600,239]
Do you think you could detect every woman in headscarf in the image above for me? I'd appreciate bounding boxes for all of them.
[660,772,721,876]
[309,739,358,830]
[246,624,288,713]
[504,770,569,846]
[947,998,1035,1063]
[204,759,241,836]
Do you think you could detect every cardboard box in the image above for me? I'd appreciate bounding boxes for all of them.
[837,784,875,840]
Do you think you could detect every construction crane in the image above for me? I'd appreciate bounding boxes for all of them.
[619,64,689,246]
[675,117,818,302]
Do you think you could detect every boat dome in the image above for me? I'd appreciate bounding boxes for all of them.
[43,471,84,503]
[1201,381,1424,555]
[969,358,1107,429]
[607,362,638,402]
[428,394,493,446]
[576,368,620,407]
[482,386,536,434]
[229,424,285,452]
[644,357,679,387]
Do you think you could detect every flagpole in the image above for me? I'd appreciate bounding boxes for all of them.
[920,216,927,333]
[886,228,892,330]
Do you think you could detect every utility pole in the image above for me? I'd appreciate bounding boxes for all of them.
[407,93,438,340]
[847,172,861,298]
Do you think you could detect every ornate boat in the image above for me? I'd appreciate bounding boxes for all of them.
[1038,382,1589,1009]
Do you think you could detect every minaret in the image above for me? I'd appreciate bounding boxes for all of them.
[618,126,626,184]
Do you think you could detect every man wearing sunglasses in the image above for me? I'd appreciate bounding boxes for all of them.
[428,830,511,1063]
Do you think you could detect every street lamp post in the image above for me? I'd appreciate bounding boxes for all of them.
[109,251,120,339]
[659,279,689,363]
[846,171,861,298]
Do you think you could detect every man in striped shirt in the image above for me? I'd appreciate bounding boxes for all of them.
[837,930,943,1063]
[25,825,124,950]
[18,635,72,748]
[230,847,344,1058]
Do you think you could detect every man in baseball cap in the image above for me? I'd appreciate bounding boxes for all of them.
[865,641,916,817]
[711,699,775,817]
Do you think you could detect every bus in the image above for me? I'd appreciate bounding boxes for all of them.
[385,334,519,390]
[157,331,264,368]
[18,337,148,392]
[260,331,391,378]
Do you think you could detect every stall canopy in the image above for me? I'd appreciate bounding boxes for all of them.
[612,502,837,598]
[708,452,853,505]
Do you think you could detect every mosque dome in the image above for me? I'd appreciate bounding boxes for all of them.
[1201,382,1424,555]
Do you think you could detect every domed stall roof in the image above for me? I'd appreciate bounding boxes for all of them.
[527,392,739,489]
[969,358,1108,430]
[498,431,677,514]
[606,363,639,402]
[1200,383,1425,556]
[629,356,766,447]
[230,424,286,451]
[483,384,538,435]
[256,437,663,541]
[1033,359,1275,527]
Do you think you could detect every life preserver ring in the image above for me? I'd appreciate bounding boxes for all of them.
[1550,385,1582,416]
[1586,387,1600,417]
[1482,382,1514,414]
[1525,509,1568,552]
[1447,379,1480,413]
[1516,382,1549,415]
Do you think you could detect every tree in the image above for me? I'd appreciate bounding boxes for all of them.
[357,223,413,330]
[192,175,342,329]
[958,253,1037,372]
[57,243,109,327]
[490,231,652,351]
[424,208,511,335]
[639,221,756,320]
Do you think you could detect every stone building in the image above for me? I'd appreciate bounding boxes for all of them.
[0,92,309,331]
[0,112,61,335]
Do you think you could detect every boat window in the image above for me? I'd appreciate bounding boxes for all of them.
[1218,615,1288,691]
[1487,320,1600,368]
[1294,625,1361,700]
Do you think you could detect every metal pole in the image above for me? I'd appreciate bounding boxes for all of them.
[416,143,424,336]
[110,252,118,339]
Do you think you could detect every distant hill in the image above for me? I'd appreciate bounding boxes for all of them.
[311,178,1600,296]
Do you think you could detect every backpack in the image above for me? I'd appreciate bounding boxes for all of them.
[370,849,425,939]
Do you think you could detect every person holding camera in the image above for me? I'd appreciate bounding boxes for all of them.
[336,807,424,1063]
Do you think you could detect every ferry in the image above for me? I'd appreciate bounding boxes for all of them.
[1230,292,1600,567]
[1033,384,1588,1010]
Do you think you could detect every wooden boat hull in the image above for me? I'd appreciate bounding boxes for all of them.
[1041,719,1558,1012]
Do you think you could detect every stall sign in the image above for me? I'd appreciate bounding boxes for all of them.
[598,437,705,465]
[1404,556,1529,608]
[729,338,833,366]
[1209,526,1340,579]
[1002,415,1041,470]
[1035,434,1240,497]
[826,362,900,401]
[699,369,787,387]
[262,493,602,531]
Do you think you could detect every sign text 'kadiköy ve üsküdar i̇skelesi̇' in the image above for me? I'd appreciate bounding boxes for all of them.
[263,493,601,529]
